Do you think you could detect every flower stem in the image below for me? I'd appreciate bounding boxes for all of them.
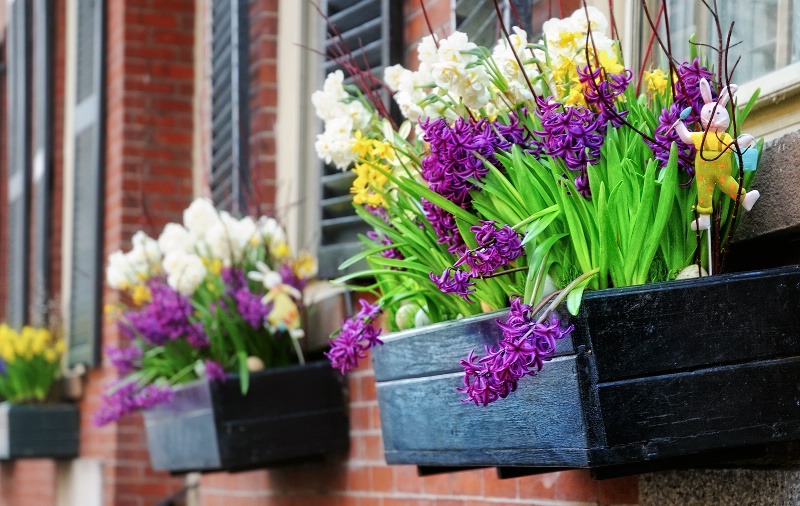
[537,268,600,324]
[478,266,528,279]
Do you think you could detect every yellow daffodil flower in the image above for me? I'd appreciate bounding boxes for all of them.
[132,284,152,306]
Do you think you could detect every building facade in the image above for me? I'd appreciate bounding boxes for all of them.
[0,0,798,505]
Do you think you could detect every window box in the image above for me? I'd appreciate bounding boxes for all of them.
[373,266,800,478]
[0,403,79,460]
[144,361,349,474]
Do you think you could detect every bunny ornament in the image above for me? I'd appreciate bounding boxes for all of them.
[673,78,760,231]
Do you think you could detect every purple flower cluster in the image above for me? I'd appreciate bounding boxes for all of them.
[456,221,524,276]
[94,382,175,426]
[649,103,698,176]
[106,345,143,375]
[233,287,269,328]
[647,59,716,177]
[126,281,209,348]
[418,117,528,253]
[366,230,404,260]
[429,268,476,301]
[422,200,465,254]
[204,360,227,383]
[674,58,716,113]
[325,300,383,374]
[578,66,632,128]
[458,298,573,406]
[430,221,524,300]
[534,97,605,199]
[221,267,275,329]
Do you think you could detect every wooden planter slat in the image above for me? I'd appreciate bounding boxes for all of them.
[0,403,79,460]
[372,266,800,476]
[144,361,349,474]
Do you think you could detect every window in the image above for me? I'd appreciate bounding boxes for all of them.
[66,0,106,366]
[631,0,800,138]
[210,0,250,215]
[662,0,800,84]
[454,0,582,44]
[31,0,54,327]
[6,0,32,329]
[317,0,403,279]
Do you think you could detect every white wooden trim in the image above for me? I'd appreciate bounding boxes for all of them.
[276,0,320,252]
[60,0,77,343]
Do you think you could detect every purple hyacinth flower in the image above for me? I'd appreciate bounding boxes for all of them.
[126,281,208,347]
[325,300,384,374]
[458,297,573,406]
[106,345,144,375]
[204,360,227,383]
[429,268,476,301]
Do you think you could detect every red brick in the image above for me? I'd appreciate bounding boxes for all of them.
[371,466,395,492]
[554,470,599,502]
[396,465,421,493]
[449,468,483,497]
[422,473,451,496]
[599,475,639,505]
[516,472,557,500]
[482,468,517,498]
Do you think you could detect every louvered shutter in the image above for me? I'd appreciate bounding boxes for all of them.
[210,0,250,215]
[31,0,54,327]
[68,0,106,367]
[455,1,538,48]
[317,0,403,279]
[6,0,32,329]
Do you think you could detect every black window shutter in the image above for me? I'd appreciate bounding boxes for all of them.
[68,0,106,367]
[6,0,33,329]
[317,0,403,279]
[210,0,250,215]
[31,0,54,327]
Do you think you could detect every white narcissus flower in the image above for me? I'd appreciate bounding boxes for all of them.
[183,198,220,238]
[346,101,371,131]
[127,232,161,278]
[454,66,491,110]
[312,70,350,122]
[383,64,407,92]
[158,223,194,254]
[322,70,347,98]
[570,6,609,35]
[437,32,476,65]
[106,250,136,289]
[432,60,465,90]
[314,117,357,170]
[259,217,286,247]
[163,251,207,296]
[205,211,247,265]
[492,27,544,106]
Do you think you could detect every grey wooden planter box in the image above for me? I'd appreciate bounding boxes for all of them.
[372,265,800,478]
[144,361,349,474]
[0,403,79,460]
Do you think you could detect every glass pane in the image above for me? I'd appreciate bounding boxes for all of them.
[659,0,799,83]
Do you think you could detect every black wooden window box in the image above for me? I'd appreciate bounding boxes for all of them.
[0,403,79,460]
[144,361,349,474]
[372,265,800,479]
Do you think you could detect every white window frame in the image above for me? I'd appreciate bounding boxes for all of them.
[621,0,800,139]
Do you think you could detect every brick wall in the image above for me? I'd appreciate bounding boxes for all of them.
[0,0,199,503]
[0,460,58,506]
[84,1,197,505]
[247,0,278,216]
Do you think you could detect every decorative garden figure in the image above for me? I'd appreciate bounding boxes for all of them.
[673,78,760,231]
